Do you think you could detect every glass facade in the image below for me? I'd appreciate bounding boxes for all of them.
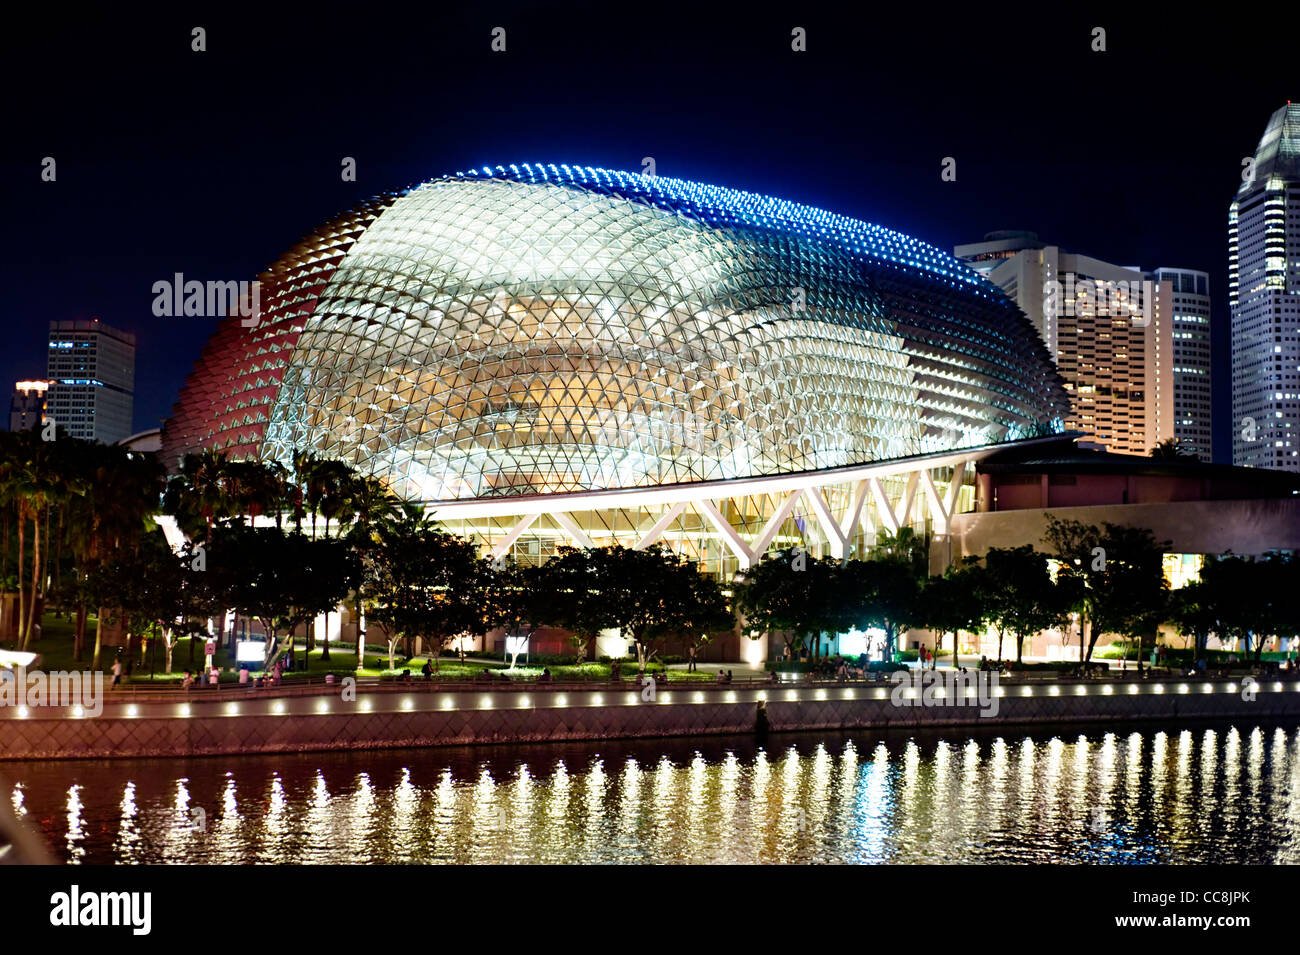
[163,164,1067,506]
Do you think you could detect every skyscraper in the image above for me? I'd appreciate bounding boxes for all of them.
[1150,268,1213,461]
[1230,103,1300,471]
[45,318,135,444]
[8,380,48,432]
[955,235,1174,456]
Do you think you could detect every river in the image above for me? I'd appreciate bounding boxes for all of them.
[6,720,1299,864]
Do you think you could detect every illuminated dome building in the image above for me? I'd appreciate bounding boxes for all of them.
[163,164,1067,574]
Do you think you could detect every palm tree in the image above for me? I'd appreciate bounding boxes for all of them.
[163,449,235,544]
[1150,437,1192,461]
[309,460,360,660]
[342,475,402,669]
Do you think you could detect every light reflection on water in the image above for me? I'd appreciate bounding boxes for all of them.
[6,721,1300,864]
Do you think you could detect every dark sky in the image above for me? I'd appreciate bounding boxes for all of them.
[3,4,1296,462]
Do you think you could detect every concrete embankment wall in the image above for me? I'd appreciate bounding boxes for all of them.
[2,678,1299,760]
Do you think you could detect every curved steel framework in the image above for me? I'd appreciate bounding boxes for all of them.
[162,165,1067,568]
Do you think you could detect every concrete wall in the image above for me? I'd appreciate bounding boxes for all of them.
[950,497,1300,559]
[2,678,1297,760]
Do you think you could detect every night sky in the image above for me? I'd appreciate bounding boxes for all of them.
[3,4,1295,462]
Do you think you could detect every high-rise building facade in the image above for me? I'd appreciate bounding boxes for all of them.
[955,235,1174,456]
[8,380,48,432]
[1230,103,1300,471]
[1150,268,1212,461]
[45,318,136,444]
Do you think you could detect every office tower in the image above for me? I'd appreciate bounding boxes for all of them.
[1230,103,1300,471]
[45,318,136,444]
[1150,268,1213,461]
[955,235,1174,455]
[9,380,48,432]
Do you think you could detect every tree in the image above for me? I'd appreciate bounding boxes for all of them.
[90,531,211,675]
[837,557,924,662]
[921,557,989,668]
[1167,580,1217,663]
[211,523,360,671]
[342,475,402,669]
[1194,553,1298,662]
[733,548,840,662]
[1043,516,1169,662]
[534,545,731,672]
[1150,437,1194,460]
[859,527,930,659]
[982,545,1069,664]
[531,546,606,663]
[367,514,480,672]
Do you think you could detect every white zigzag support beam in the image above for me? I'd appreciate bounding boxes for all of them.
[633,500,687,550]
[698,499,755,568]
[551,511,595,549]
[489,513,540,559]
[919,468,946,533]
[943,460,968,527]
[897,470,920,526]
[839,479,870,544]
[752,490,803,557]
[869,477,899,533]
[803,486,846,558]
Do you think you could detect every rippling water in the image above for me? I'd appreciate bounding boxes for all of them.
[7,721,1300,864]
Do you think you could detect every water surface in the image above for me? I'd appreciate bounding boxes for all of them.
[7,721,1299,864]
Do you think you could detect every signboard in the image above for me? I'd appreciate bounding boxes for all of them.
[236,641,266,664]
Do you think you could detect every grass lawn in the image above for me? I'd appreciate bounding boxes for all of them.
[10,614,738,685]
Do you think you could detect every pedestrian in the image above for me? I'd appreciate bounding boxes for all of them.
[182,670,194,690]
[111,658,123,688]
[688,644,697,672]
